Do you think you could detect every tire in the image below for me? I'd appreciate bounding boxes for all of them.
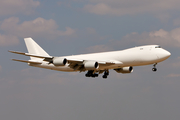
[85,74,90,77]
[102,75,107,79]
[152,68,157,72]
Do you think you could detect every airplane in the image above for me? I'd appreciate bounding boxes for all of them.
[9,38,171,79]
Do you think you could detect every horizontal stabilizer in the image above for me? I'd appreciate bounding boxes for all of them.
[12,59,42,64]
[9,50,53,59]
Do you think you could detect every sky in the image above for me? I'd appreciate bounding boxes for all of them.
[0,0,180,120]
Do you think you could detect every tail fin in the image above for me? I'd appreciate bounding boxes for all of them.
[24,38,50,61]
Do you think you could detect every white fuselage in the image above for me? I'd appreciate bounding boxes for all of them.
[29,45,171,72]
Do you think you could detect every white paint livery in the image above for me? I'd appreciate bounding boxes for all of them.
[9,38,171,78]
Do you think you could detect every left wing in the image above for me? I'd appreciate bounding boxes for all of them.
[9,50,122,71]
[66,59,121,71]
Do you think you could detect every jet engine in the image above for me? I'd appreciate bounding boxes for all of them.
[52,57,67,66]
[114,66,133,74]
[84,61,99,70]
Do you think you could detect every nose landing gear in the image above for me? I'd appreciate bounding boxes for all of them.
[152,63,157,72]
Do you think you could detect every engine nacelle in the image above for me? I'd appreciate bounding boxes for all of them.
[114,66,133,74]
[53,57,67,66]
[84,61,99,70]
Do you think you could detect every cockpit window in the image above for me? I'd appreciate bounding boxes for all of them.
[155,45,161,48]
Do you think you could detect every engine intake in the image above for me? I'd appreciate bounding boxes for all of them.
[52,57,67,66]
[84,61,99,70]
[114,66,133,74]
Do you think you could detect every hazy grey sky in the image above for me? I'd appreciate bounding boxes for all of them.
[0,0,180,120]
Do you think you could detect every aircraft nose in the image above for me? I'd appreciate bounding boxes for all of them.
[166,51,171,57]
[157,50,171,60]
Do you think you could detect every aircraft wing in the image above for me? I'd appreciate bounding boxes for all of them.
[66,59,121,71]
[66,59,118,65]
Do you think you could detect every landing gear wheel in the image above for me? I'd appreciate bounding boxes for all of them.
[152,68,157,72]
[94,74,99,77]
[102,75,107,79]
[85,74,90,77]
[91,74,96,78]
[85,70,99,78]
[102,70,109,79]
[104,70,109,75]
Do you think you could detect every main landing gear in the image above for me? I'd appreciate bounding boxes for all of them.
[102,70,109,79]
[152,63,157,72]
[85,70,98,78]
[85,70,109,79]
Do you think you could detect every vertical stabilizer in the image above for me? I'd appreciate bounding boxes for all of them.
[24,38,50,61]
